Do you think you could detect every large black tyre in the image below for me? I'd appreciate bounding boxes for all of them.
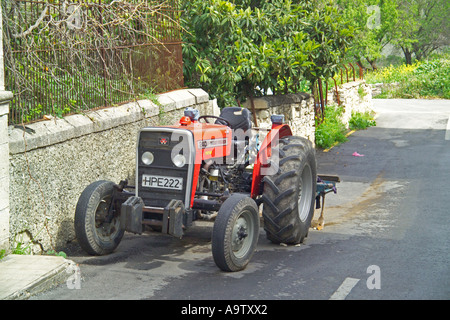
[74,180,124,255]
[262,136,317,244]
[212,194,260,272]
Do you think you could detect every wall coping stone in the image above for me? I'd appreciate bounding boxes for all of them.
[8,88,209,155]
[242,92,311,110]
[0,91,13,103]
[0,91,13,116]
[339,80,365,89]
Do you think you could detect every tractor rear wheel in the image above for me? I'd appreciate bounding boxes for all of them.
[262,136,317,245]
[212,194,260,272]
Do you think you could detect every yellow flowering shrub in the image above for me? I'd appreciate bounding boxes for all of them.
[365,56,449,99]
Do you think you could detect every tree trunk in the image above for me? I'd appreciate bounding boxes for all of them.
[318,78,325,121]
[310,81,321,123]
[365,57,378,71]
[354,56,366,72]
[401,46,413,65]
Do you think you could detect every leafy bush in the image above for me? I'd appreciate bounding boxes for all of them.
[349,111,376,130]
[181,0,354,107]
[315,105,348,149]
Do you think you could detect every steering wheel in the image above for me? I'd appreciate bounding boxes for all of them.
[198,115,231,127]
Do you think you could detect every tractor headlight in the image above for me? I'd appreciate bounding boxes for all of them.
[141,151,154,165]
[172,154,186,167]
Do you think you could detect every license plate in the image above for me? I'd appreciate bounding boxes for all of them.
[142,174,183,190]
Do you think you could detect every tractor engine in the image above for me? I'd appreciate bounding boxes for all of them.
[197,145,254,197]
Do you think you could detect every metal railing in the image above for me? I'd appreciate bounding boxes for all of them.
[2,0,183,124]
[313,62,364,121]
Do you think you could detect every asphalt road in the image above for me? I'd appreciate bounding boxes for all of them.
[32,99,450,301]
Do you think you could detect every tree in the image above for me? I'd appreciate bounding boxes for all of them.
[181,0,315,106]
[291,0,354,117]
[337,0,399,70]
[181,0,354,110]
[301,1,354,81]
[394,0,449,64]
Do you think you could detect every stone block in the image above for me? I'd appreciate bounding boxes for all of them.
[43,118,77,146]
[7,127,25,155]
[64,114,95,137]
[135,99,159,119]
[89,108,128,132]
[156,94,176,112]
[0,175,9,212]
[211,99,220,117]
[0,142,8,178]
[0,91,13,112]
[242,93,311,111]
[187,88,209,104]
[0,115,7,145]
[8,122,51,154]
[0,209,9,250]
[0,104,8,118]
[258,110,270,120]
[242,98,269,110]
[162,89,196,111]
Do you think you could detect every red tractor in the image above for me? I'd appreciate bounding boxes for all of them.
[74,107,337,271]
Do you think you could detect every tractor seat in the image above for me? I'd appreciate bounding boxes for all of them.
[215,107,252,132]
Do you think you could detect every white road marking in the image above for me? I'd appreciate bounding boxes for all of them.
[329,277,360,300]
[445,115,450,141]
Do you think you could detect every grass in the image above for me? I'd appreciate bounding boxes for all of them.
[365,54,450,99]
[349,111,376,130]
[315,106,377,149]
[315,105,348,149]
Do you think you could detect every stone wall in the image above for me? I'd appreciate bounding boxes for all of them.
[8,89,216,252]
[368,82,399,97]
[242,93,315,143]
[327,80,374,128]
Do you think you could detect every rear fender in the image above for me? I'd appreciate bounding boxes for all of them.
[250,124,292,198]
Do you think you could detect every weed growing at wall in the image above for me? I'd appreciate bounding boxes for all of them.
[315,105,348,149]
[316,106,377,149]
[349,111,376,130]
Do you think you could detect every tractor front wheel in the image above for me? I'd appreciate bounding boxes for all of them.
[74,180,124,255]
[212,194,260,272]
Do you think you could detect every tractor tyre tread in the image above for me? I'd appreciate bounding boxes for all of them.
[74,180,124,255]
[262,136,317,244]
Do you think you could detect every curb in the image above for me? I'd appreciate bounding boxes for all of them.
[0,255,75,300]
[323,130,356,152]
